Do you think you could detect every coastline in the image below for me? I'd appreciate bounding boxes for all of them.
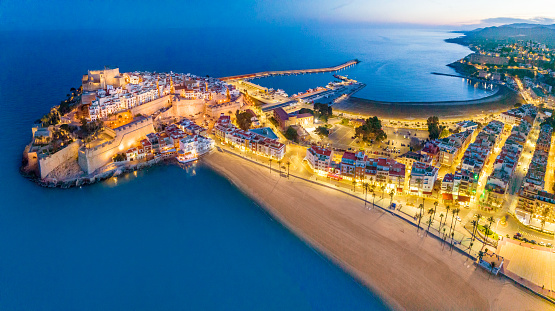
[202,149,553,310]
[333,85,524,121]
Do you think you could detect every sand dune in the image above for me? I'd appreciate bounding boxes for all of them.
[204,150,553,310]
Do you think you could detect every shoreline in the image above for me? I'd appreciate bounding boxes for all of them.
[333,85,524,121]
[202,149,553,310]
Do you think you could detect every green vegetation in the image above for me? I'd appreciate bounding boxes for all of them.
[315,126,329,137]
[59,86,82,115]
[268,116,279,128]
[477,224,499,241]
[113,153,127,162]
[38,109,61,127]
[80,118,103,140]
[235,110,253,131]
[354,116,387,143]
[313,103,332,123]
[284,126,298,142]
[541,115,555,128]
[427,116,445,140]
[340,118,350,126]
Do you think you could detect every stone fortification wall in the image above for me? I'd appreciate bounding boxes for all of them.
[39,140,81,179]
[131,95,171,116]
[172,98,206,117]
[78,117,155,174]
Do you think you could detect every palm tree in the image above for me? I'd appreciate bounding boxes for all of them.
[448,208,458,244]
[541,207,550,232]
[416,203,424,232]
[352,179,357,192]
[277,160,282,175]
[426,207,435,235]
[443,205,451,228]
[389,190,395,209]
[286,160,291,178]
[363,182,369,207]
[470,220,478,242]
[487,216,495,240]
[451,208,460,245]
[432,201,438,227]
[468,241,474,253]
[439,213,445,231]
[380,185,386,199]
[484,224,491,243]
[490,261,497,278]
[269,158,273,173]
[415,178,423,196]
[371,189,376,209]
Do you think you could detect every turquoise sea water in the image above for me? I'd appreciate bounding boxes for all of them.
[0,27,486,310]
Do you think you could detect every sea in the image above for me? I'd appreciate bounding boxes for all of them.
[0,26,490,310]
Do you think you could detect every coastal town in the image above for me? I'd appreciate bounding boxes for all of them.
[21,38,555,305]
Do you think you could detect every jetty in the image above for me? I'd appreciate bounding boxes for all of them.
[219,59,360,81]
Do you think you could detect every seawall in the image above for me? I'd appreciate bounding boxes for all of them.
[78,117,155,174]
[38,140,81,179]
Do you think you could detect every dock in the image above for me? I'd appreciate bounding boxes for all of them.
[219,59,360,82]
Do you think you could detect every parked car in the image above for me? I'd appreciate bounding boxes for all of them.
[539,242,546,246]
[547,243,553,248]
[530,240,537,245]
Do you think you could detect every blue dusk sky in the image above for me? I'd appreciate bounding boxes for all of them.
[1,0,555,30]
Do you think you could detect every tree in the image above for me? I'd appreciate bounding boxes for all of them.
[363,182,369,208]
[426,207,435,235]
[427,116,445,140]
[471,220,478,242]
[541,207,550,232]
[315,126,330,137]
[284,126,298,142]
[286,160,291,178]
[277,160,282,176]
[313,103,332,123]
[269,158,273,173]
[352,178,357,192]
[235,110,253,131]
[443,205,451,228]
[416,203,424,232]
[490,261,497,278]
[354,116,387,143]
[487,216,495,236]
[380,185,386,199]
[389,190,395,209]
[371,189,376,209]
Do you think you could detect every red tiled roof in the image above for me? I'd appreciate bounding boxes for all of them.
[342,152,356,160]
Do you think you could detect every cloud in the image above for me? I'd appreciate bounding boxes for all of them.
[331,0,354,11]
[480,16,555,25]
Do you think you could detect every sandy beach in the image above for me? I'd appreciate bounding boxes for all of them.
[334,86,525,121]
[203,150,553,310]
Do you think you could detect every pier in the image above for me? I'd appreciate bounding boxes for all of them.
[219,59,360,81]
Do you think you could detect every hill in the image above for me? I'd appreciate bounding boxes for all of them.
[446,23,555,47]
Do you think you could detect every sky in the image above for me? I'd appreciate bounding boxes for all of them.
[1,0,555,31]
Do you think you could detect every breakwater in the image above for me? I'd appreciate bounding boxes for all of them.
[219,59,360,81]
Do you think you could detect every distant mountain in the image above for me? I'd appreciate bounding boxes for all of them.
[447,23,555,47]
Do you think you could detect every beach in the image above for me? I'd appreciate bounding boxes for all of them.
[333,86,525,121]
[203,150,553,310]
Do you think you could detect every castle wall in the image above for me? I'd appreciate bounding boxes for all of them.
[130,95,172,116]
[39,140,81,179]
[78,118,155,174]
[172,98,206,117]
